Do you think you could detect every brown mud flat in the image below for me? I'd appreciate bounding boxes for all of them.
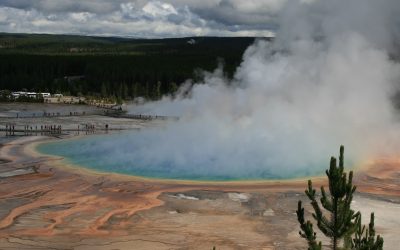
[0,136,399,249]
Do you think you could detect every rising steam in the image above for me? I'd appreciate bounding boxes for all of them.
[65,0,400,179]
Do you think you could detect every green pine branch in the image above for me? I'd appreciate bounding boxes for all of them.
[297,200,322,250]
[296,146,384,250]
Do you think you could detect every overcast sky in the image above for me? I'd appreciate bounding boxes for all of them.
[0,0,296,38]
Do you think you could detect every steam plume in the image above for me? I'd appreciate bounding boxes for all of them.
[68,0,400,179]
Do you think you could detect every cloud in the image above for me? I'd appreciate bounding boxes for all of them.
[0,0,279,37]
[142,1,178,17]
[0,0,123,14]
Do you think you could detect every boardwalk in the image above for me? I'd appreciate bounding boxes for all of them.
[106,113,179,121]
[1,109,179,121]
[0,104,179,137]
[1,109,109,119]
[0,124,136,137]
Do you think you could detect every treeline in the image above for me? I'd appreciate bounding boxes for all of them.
[0,35,263,100]
[0,53,239,100]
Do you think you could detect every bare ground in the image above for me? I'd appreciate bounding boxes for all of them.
[0,107,399,249]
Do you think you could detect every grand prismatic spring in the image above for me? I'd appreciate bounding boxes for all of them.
[37,130,341,181]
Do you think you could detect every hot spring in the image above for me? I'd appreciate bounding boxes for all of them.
[37,130,331,181]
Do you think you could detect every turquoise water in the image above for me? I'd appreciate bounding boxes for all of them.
[37,131,325,181]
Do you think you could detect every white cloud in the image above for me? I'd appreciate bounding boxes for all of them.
[0,0,278,37]
[142,1,178,17]
[120,2,136,18]
[69,12,94,22]
[2,0,398,39]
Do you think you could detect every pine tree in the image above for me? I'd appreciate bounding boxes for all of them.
[350,213,384,250]
[169,82,178,94]
[296,146,384,250]
[131,82,138,98]
[122,83,129,100]
[155,81,162,99]
[101,82,107,98]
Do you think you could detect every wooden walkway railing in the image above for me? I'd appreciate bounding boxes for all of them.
[105,113,179,121]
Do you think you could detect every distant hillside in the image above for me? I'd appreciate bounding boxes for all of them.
[0,33,271,100]
[0,33,267,55]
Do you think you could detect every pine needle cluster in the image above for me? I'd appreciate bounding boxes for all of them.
[296,146,384,250]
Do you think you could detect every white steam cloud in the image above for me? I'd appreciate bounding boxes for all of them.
[84,0,400,179]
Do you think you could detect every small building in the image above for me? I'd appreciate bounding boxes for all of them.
[11,92,21,98]
[27,92,37,98]
[11,91,52,99]
[39,93,51,98]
